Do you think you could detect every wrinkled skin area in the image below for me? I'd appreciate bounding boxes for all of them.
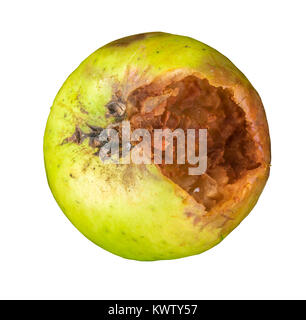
[44,32,270,260]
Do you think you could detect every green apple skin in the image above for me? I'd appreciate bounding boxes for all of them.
[44,32,270,261]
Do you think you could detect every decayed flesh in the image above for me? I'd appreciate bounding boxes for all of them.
[127,76,261,210]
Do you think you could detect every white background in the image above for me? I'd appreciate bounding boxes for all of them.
[1,0,305,300]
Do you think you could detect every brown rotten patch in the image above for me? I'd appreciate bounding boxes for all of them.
[126,75,261,210]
